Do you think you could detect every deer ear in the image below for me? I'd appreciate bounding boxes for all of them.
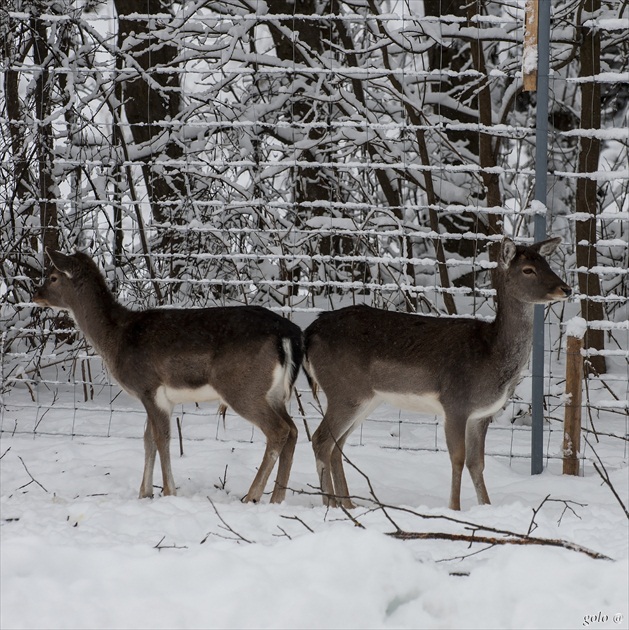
[532,237,562,257]
[45,248,74,278]
[499,237,517,268]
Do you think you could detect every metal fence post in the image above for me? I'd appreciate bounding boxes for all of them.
[531,0,552,475]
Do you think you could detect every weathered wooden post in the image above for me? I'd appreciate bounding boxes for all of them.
[523,0,539,92]
[563,317,585,475]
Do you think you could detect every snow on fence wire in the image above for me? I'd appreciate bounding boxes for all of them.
[1,2,628,475]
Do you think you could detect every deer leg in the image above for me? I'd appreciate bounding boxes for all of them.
[329,428,356,509]
[139,421,157,498]
[312,412,344,508]
[313,398,376,508]
[236,403,291,504]
[268,407,298,504]
[466,417,492,506]
[444,414,467,511]
[142,397,176,497]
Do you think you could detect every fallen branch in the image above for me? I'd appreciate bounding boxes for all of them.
[293,484,612,561]
[527,495,585,535]
[201,496,253,544]
[154,536,188,551]
[17,456,48,493]
[388,530,611,561]
[280,514,314,533]
[291,442,614,563]
[592,460,629,520]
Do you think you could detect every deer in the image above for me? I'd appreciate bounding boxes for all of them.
[33,249,303,503]
[303,237,572,510]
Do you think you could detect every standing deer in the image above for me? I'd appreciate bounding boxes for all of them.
[304,237,571,510]
[33,249,303,503]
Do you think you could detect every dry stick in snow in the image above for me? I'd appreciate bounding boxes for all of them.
[201,496,253,545]
[176,416,184,457]
[280,514,314,534]
[587,439,629,520]
[214,465,228,492]
[154,536,188,551]
[387,530,611,561]
[592,461,629,520]
[299,448,613,562]
[17,456,48,493]
[526,495,585,535]
[293,484,611,561]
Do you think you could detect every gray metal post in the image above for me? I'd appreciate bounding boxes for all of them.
[531,0,552,475]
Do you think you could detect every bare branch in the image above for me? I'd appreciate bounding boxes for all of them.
[388,530,611,561]
[280,514,314,534]
[154,536,188,551]
[17,456,48,493]
[593,461,629,520]
[201,496,253,545]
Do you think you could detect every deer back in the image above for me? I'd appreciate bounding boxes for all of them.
[304,237,571,418]
[33,250,303,405]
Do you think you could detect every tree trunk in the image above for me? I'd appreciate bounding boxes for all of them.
[114,0,186,301]
[575,0,607,375]
[267,1,373,297]
[32,14,59,257]
[423,0,496,262]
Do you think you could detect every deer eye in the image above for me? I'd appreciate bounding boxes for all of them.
[50,274,58,283]
[523,267,535,275]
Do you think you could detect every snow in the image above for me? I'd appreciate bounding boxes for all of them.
[566,316,587,339]
[522,46,538,75]
[1,386,628,630]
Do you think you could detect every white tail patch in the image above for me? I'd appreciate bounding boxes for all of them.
[282,337,296,401]
[302,354,320,398]
[267,337,296,406]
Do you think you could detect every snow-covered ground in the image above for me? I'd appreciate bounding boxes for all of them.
[1,371,628,630]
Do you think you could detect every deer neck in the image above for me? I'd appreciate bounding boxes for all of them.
[68,285,128,359]
[491,275,536,372]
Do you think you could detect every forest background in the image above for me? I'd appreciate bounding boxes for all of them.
[1,3,628,628]
[1,0,628,479]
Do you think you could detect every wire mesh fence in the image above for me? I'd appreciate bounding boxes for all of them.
[1,1,627,475]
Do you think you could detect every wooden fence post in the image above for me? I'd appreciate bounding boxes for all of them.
[563,318,585,475]
[523,0,539,91]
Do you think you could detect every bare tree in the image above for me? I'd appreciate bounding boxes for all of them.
[113,0,187,300]
[575,0,607,375]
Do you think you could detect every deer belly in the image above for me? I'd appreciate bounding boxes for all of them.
[468,388,509,421]
[156,384,222,409]
[374,390,445,416]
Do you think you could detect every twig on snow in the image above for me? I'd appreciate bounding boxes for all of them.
[289,449,613,563]
[280,514,314,533]
[388,530,611,561]
[592,460,629,520]
[154,536,188,551]
[584,435,629,520]
[201,496,253,544]
[527,495,585,535]
[17,456,48,493]
[214,465,228,491]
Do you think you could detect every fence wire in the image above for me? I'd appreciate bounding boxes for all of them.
[1,1,627,474]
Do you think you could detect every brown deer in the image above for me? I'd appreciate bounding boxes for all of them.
[304,237,572,510]
[33,249,303,503]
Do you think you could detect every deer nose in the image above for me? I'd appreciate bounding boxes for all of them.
[561,285,572,297]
